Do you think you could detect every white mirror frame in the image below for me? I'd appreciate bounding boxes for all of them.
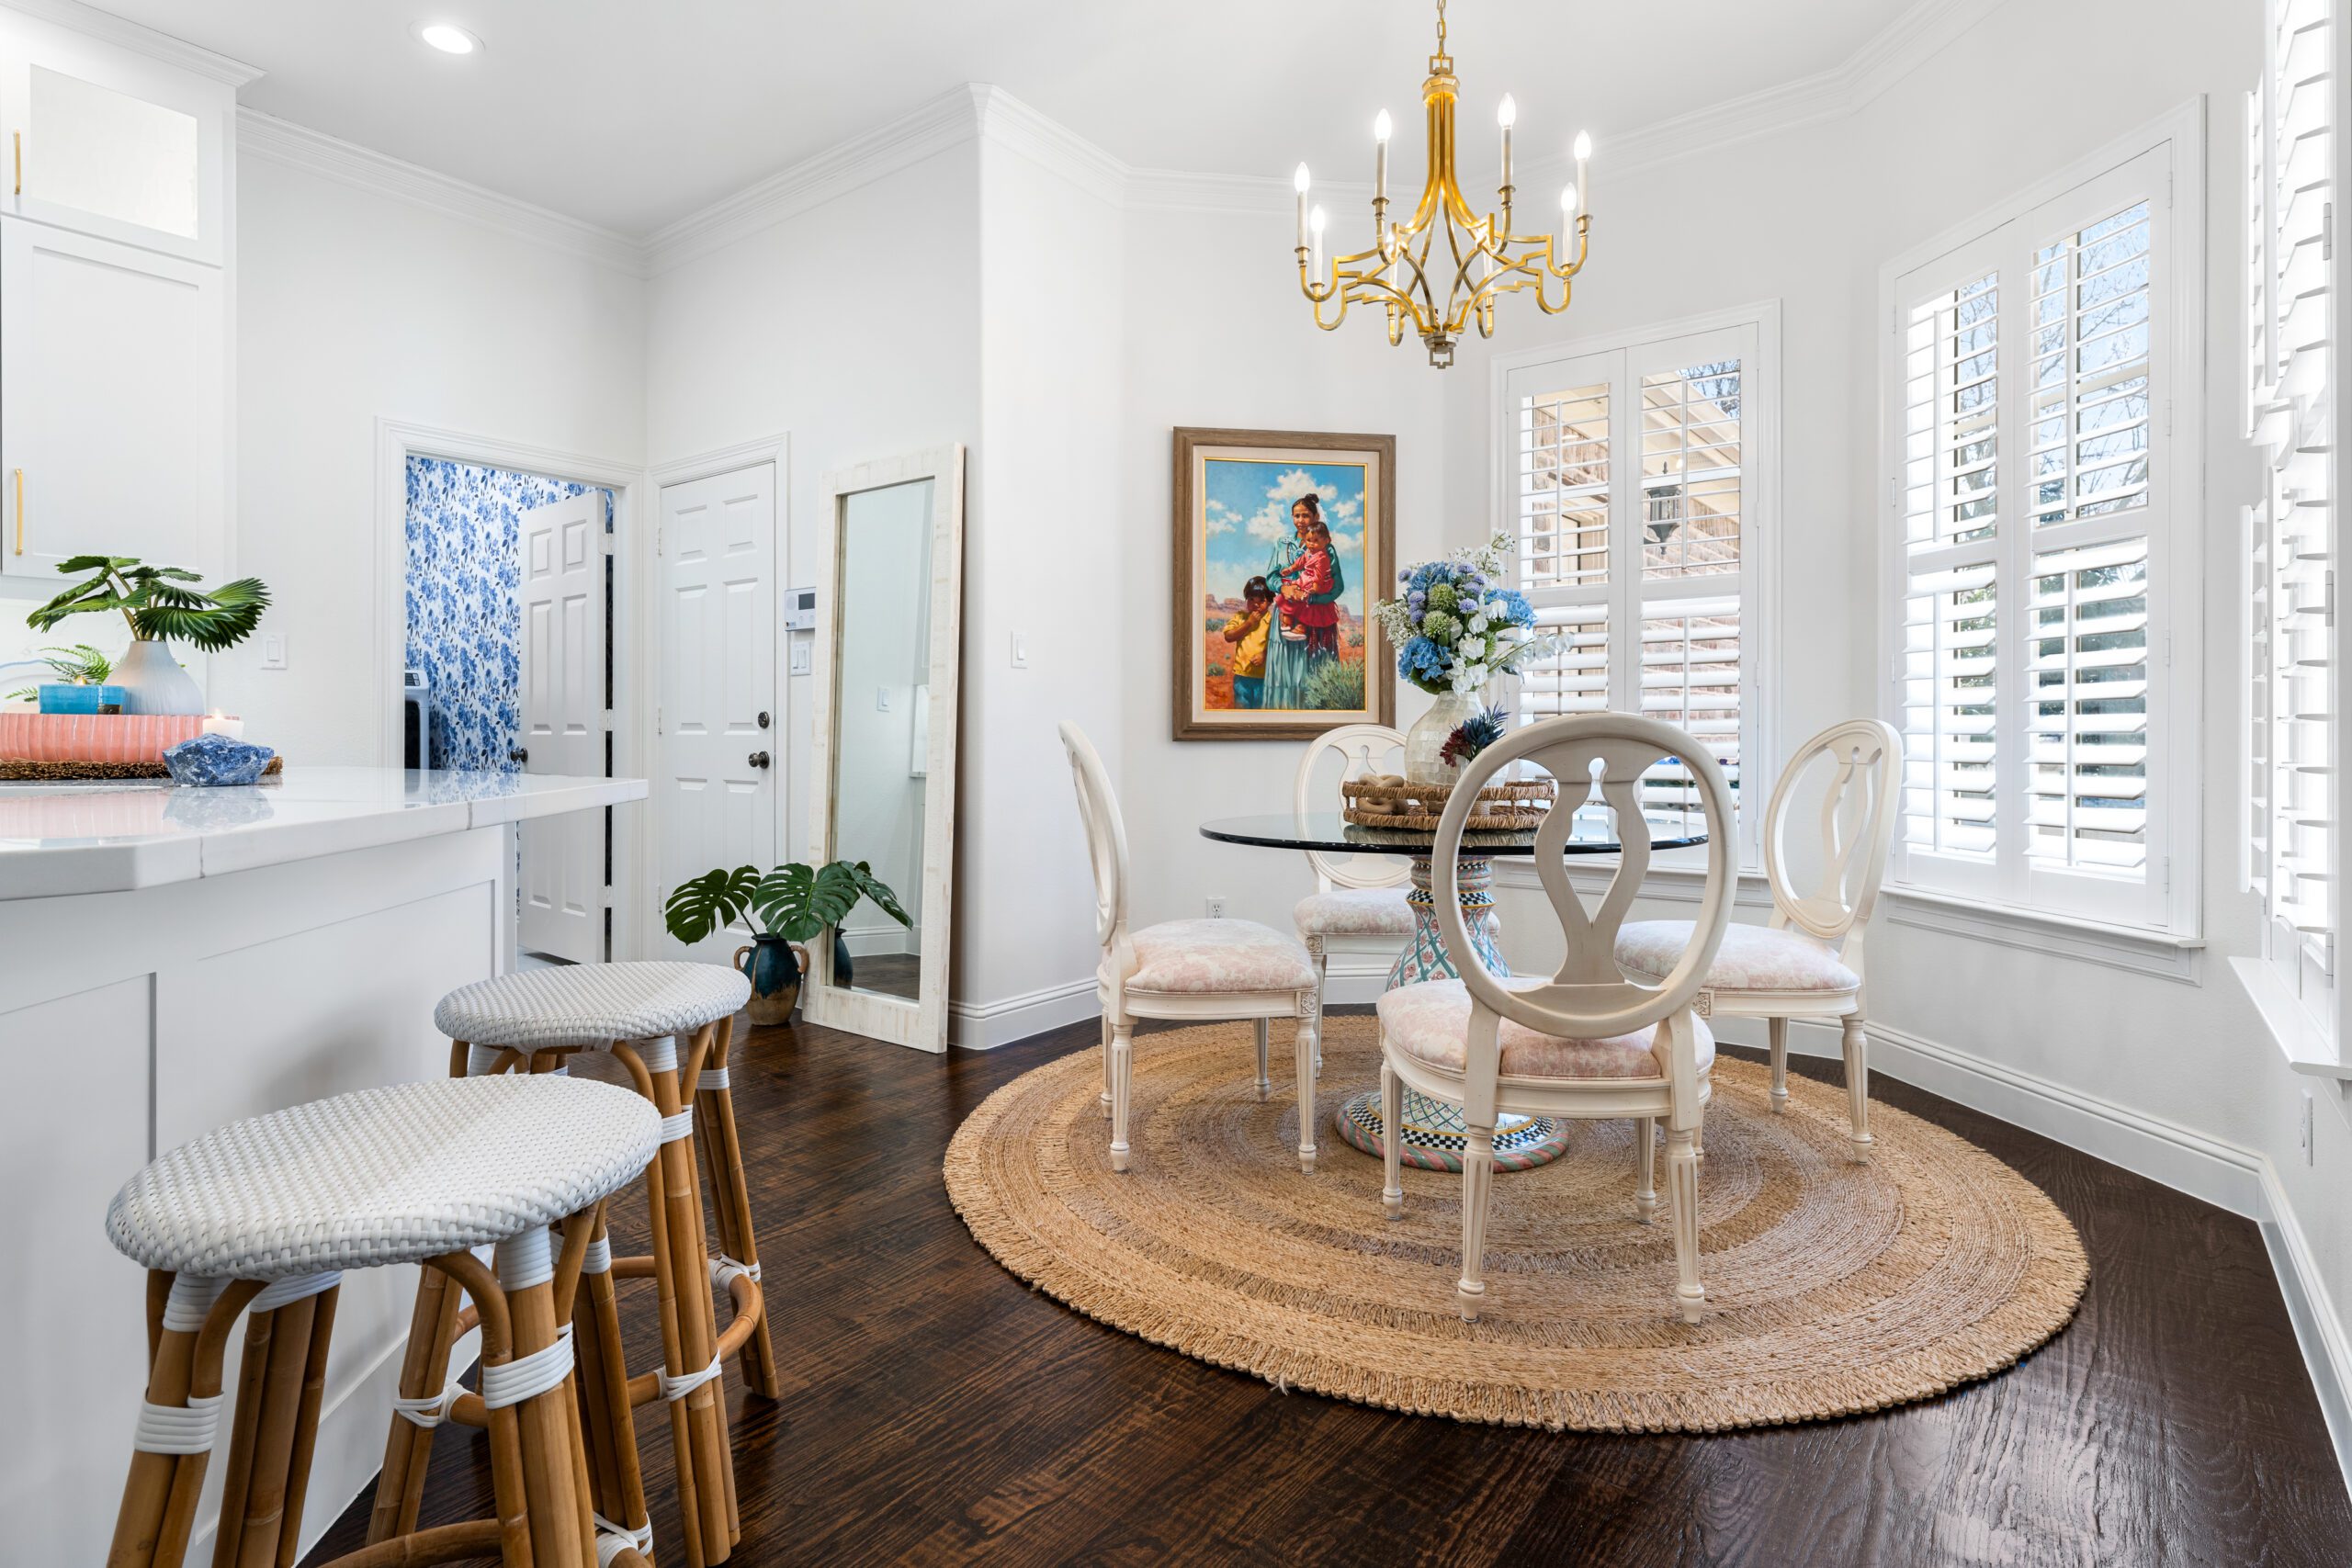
[804,444,966,1054]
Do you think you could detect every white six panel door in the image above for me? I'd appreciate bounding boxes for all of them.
[518,491,607,964]
[659,463,778,958]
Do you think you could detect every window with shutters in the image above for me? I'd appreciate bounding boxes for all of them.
[2248,0,2335,1039]
[1502,310,1775,867]
[1883,123,2201,933]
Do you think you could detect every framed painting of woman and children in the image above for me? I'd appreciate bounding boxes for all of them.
[1170,426,1396,740]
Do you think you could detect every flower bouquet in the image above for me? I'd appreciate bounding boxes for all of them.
[1373,533,1559,697]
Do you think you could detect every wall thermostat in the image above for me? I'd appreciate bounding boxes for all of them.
[783,587,819,632]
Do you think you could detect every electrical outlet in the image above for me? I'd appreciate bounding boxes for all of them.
[2302,1090,2315,1165]
[1206,896,1227,919]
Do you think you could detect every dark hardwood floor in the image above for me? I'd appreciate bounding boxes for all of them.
[304,1009,2352,1567]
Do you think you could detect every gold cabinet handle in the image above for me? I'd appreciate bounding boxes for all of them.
[13,469,22,556]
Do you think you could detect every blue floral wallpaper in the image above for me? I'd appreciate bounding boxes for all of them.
[404,457,610,772]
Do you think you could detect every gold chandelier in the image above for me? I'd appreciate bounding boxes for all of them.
[1294,0,1591,368]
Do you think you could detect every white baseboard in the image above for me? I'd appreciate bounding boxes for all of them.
[949,976,1099,1049]
[2259,1158,2352,1497]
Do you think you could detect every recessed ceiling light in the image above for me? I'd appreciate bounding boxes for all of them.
[415,22,481,55]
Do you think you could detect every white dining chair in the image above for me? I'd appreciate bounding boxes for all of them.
[1059,721,1322,1173]
[1377,714,1735,1323]
[1292,722,1415,1034]
[1612,717,1899,1161]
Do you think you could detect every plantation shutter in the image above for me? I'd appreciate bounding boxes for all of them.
[1506,321,1760,862]
[2250,0,2336,1031]
[1887,142,2181,928]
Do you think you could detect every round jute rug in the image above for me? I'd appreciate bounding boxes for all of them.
[944,1016,2088,1432]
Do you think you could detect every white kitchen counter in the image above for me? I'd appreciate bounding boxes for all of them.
[0,765,648,897]
[0,765,646,1562]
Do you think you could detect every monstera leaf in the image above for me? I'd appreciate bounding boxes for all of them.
[662,864,762,945]
[752,860,911,942]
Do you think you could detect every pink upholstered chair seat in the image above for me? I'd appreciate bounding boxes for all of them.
[1377,977,1716,1080]
[1122,919,1317,995]
[1294,886,1416,939]
[1616,920,1859,993]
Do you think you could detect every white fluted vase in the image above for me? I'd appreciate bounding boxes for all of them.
[1402,688,1485,785]
[112,638,206,716]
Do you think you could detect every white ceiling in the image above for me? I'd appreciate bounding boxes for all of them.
[91,0,1915,237]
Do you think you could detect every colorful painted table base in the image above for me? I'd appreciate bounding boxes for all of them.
[1330,854,1569,1173]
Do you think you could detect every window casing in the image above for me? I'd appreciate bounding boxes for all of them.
[2248,0,2336,1038]
[1882,127,2200,935]
[1502,310,1774,868]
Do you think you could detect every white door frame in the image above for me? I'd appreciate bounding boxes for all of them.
[643,434,790,963]
[373,417,647,958]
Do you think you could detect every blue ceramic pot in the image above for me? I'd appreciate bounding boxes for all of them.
[734,934,805,1025]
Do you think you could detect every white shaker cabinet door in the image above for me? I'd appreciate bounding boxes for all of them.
[0,47,225,265]
[0,218,226,581]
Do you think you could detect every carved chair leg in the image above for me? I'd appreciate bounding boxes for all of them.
[1456,1122,1497,1321]
[1767,1016,1790,1115]
[1633,1116,1657,1224]
[1293,1005,1318,1174]
[1667,1127,1704,1324]
[1379,1057,1404,1219]
[1306,939,1327,1073]
[1254,1019,1271,1102]
[1842,1014,1873,1161]
[1099,1010,1114,1120]
[1109,1021,1135,1173]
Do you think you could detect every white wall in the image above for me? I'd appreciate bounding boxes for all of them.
[1447,0,2352,1429]
[220,152,645,761]
[643,141,981,945]
[1116,197,1444,1000]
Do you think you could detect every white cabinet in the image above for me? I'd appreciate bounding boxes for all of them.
[0,219,226,580]
[0,46,226,265]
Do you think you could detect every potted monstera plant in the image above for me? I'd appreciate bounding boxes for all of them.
[664,859,910,1024]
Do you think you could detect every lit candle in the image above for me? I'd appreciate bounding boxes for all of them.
[1373,109,1392,204]
[1295,163,1311,250]
[201,710,244,739]
[1573,130,1591,216]
[1498,95,1516,197]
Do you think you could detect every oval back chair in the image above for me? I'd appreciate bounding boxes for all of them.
[1614,716,1899,1151]
[1059,721,1323,1173]
[1379,713,1736,1323]
[1290,724,1414,1038]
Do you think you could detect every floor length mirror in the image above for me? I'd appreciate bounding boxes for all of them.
[805,446,966,1053]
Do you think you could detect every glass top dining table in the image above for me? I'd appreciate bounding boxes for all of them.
[1196,810,1709,1174]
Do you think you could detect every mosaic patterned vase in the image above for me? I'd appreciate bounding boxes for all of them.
[735,935,806,1026]
[1403,688,1484,784]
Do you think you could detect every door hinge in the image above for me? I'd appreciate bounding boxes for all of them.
[656,705,663,737]
[2163,856,2172,896]
[2326,201,2335,262]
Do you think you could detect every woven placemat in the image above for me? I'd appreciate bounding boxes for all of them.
[0,754,285,782]
[944,1016,2087,1432]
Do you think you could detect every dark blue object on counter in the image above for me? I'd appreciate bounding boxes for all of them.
[161,732,277,786]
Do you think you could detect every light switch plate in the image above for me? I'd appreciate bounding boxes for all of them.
[1011,633,1029,669]
[789,640,813,676]
[260,633,287,671]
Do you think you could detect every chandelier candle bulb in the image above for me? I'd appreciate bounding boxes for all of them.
[1498,94,1515,198]
[1374,109,1392,201]
[1295,162,1311,249]
[1574,130,1591,212]
[1309,204,1327,276]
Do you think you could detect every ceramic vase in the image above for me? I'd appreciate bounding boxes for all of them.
[111,638,206,716]
[1403,687,1486,784]
[734,935,807,1026]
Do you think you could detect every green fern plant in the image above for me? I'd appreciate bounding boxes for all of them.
[664,859,910,945]
[26,555,270,650]
[5,642,111,702]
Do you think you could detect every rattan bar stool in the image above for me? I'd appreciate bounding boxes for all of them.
[102,1074,661,1568]
[378,962,767,1568]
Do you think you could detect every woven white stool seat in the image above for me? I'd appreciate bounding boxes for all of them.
[106,1077,662,1280]
[435,961,751,1050]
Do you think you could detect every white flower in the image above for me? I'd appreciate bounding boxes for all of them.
[1467,613,1489,635]
[1457,635,1486,661]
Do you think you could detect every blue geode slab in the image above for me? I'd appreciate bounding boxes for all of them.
[162,732,277,787]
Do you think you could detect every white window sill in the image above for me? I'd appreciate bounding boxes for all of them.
[1882,886,2203,983]
[2229,955,2352,1082]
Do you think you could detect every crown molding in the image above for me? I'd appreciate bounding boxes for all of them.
[642,84,983,275]
[237,107,647,275]
[973,83,1126,209]
[0,0,263,85]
